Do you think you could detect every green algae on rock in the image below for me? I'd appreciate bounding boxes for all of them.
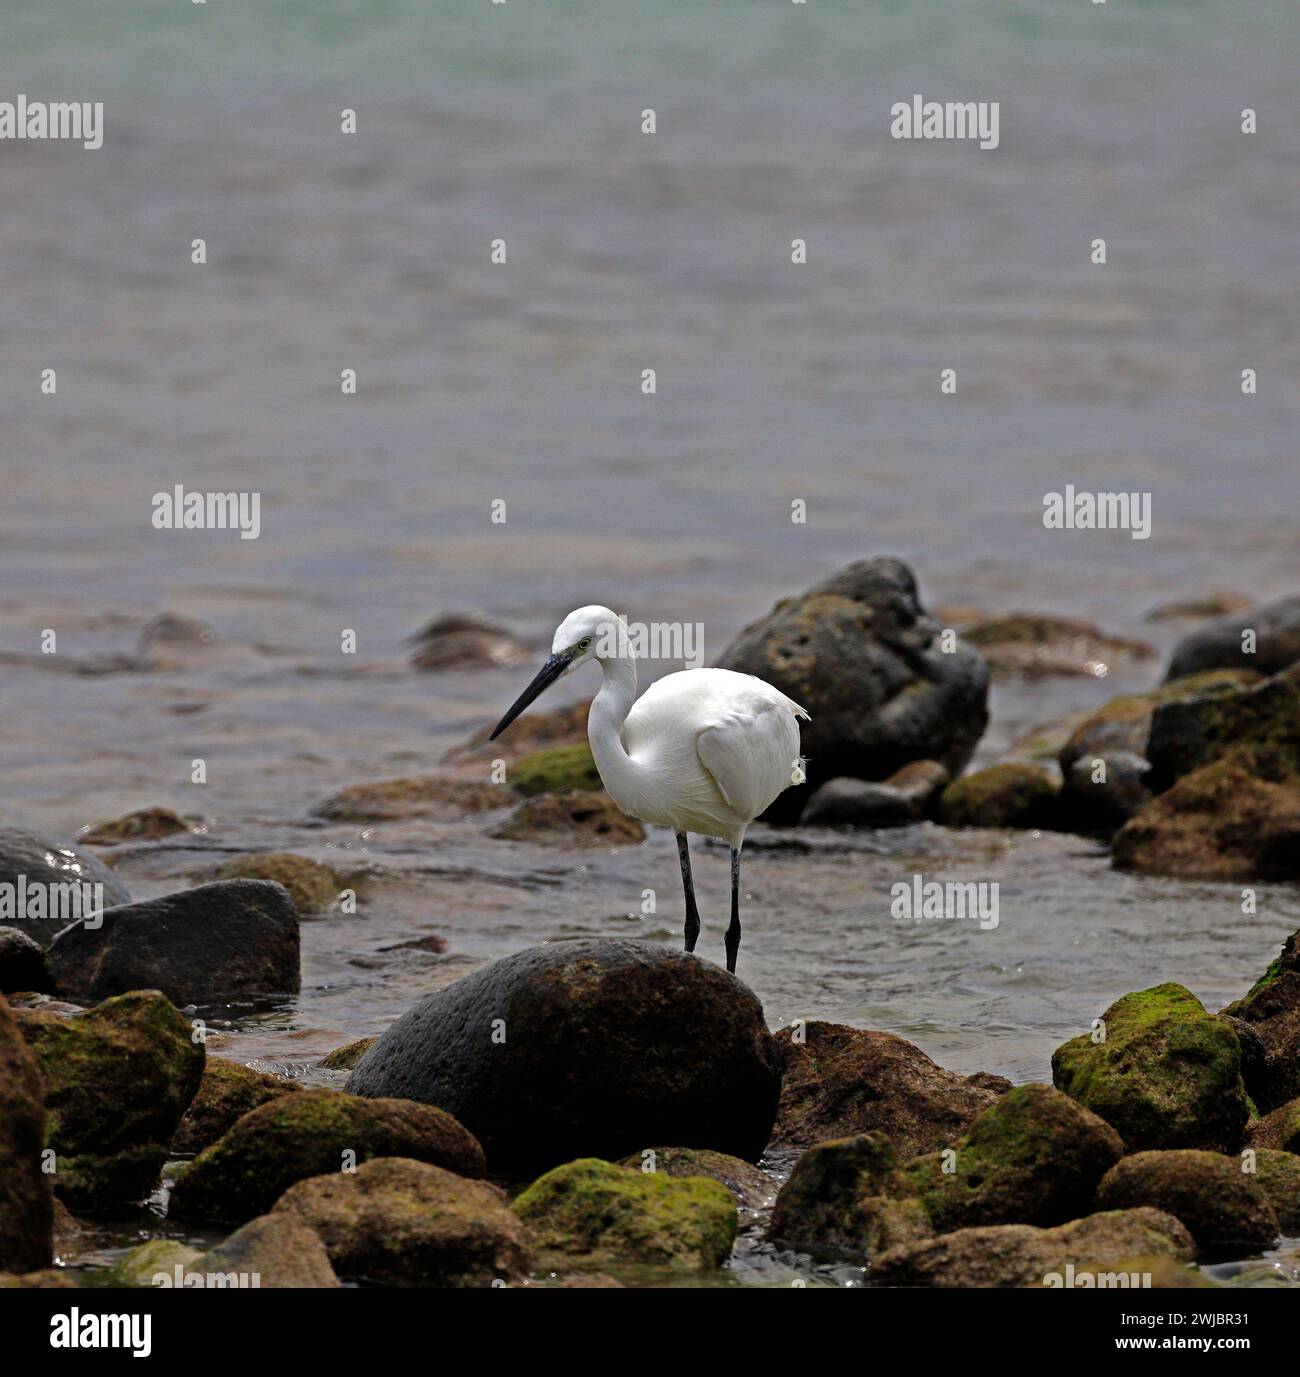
[1251,1150,1300,1234]
[318,1036,378,1071]
[15,990,204,1210]
[513,1158,737,1271]
[1221,930,1300,1113]
[274,1157,529,1287]
[171,1057,302,1156]
[311,775,509,822]
[488,790,646,846]
[216,853,340,915]
[0,993,54,1273]
[1244,1099,1300,1154]
[1048,1253,1219,1289]
[767,1132,931,1261]
[905,1084,1123,1233]
[937,762,1060,830]
[615,1146,774,1215]
[510,743,602,796]
[1051,983,1248,1154]
[170,1088,485,1225]
[111,1238,203,1288]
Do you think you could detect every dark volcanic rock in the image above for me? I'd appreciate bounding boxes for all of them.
[15,990,204,1209]
[0,829,130,946]
[716,558,989,822]
[771,1021,997,1157]
[1095,1151,1279,1258]
[0,927,52,994]
[1222,931,1300,1113]
[348,940,782,1174]
[47,879,300,1006]
[1165,594,1300,681]
[171,1088,485,1225]
[0,994,54,1273]
[801,760,949,828]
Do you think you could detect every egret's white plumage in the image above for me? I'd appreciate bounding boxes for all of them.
[491,604,809,973]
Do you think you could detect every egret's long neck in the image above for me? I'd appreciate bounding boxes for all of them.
[587,650,642,804]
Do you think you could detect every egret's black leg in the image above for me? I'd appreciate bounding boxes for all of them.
[724,846,742,974]
[676,831,701,953]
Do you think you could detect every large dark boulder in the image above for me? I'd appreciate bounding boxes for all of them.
[0,994,53,1273]
[347,940,782,1174]
[716,558,989,822]
[0,829,129,947]
[47,879,299,1006]
[0,927,52,994]
[1165,595,1300,681]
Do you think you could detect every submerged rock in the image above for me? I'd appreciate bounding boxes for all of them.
[317,1036,378,1071]
[406,612,530,671]
[1165,594,1300,681]
[959,613,1152,679]
[905,1084,1123,1233]
[800,760,949,828]
[1095,1151,1279,1257]
[488,790,646,846]
[768,1133,932,1261]
[716,557,989,822]
[1051,984,1248,1153]
[510,743,602,796]
[273,1157,529,1287]
[615,1147,773,1215]
[0,927,52,994]
[215,853,339,915]
[514,1158,737,1271]
[937,763,1061,830]
[48,879,300,1005]
[0,994,53,1273]
[348,940,782,1174]
[771,1022,996,1158]
[870,1208,1195,1289]
[197,1213,340,1288]
[171,1058,302,1156]
[170,1088,484,1225]
[79,808,191,846]
[15,990,204,1209]
[311,775,508,822]
[1112,762,1300,882]
[1221,931,1300,1112]
[1146,592,1253,623]
[0,829,130,947]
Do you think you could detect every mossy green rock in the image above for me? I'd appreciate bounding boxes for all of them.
[905,1084,1123,1232]
[1051,983,1248,1153]
[0,993,53,1273]
[768,1132,931,1260]
[171,1058,302,1156]
[513,1158,737,1271]
[15,991,204,1210]
[1222,930,1300,1112]
[170,1088,485,1225]
[216,854,339,915]
[510,744,601,796]
[318,1036,378,1071]
[1095,1150,1278,1257]
[938,763,1060,829]
[1244,1097,1300,1153]
[111,1238,202,1288]
[1054,1254,1219,1289]
[1252,1150,1300,1234]
[615,1146,774,1214]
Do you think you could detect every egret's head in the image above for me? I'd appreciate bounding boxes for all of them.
[489,605,621,740]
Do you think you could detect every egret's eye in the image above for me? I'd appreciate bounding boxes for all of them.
[578,637,592,651]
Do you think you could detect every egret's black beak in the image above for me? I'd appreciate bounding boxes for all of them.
[489,653,570,740]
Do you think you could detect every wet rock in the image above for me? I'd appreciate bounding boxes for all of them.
[406,613,530,671]
[112,1238,203,1288]
[170,1088,484,1225]
[1221,931,1300,1112]
[1052,984,1248,1153]
[1249,1151,1300,1236]
[348,940,782,1175]
[79,808,191,846]
[615,1146,774,1215]
[273,1157,529,1287]
[513,1158,737,1271]
[6,993,81,1014]
[510,743,601,796]
[1112,762,1300,882]
[1095,1151,1279,1257]
[716,557,989,822]
[0,994,54,1273]
[771,1022,996,1158]
[1146,592,1254,623]
[959,613,1152,680]
[965,1072,1014,1095]
[0,1269,78,1288]
[1243,1099,1300,1154]
[197,1213,340,1288]
[446,702,589,766]
[1146,662,1300,791]
[47,879,300,1006]
[1165,594,1300,680]
[488,790,646,846]
[0,829,130,947]
[1066,1255,1218,1288]
[318,1036,378,1071]
[768,1133,932,1261]
[1060,750,1153,832]
[216,853,339,915]
[311,775,508,822]
[138,612,220,661]
[870,1208,1195,1288]
[171,1058,302,1156]
[937,762,1061,830]
[15,990,204,1209]
[905,1084,1123,1232]
[801,760,949,828]
[0,927,52,994]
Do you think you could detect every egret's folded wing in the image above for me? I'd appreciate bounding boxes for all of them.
[696,703,802,821]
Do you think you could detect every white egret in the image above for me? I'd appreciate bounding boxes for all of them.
[490,605,809,974]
